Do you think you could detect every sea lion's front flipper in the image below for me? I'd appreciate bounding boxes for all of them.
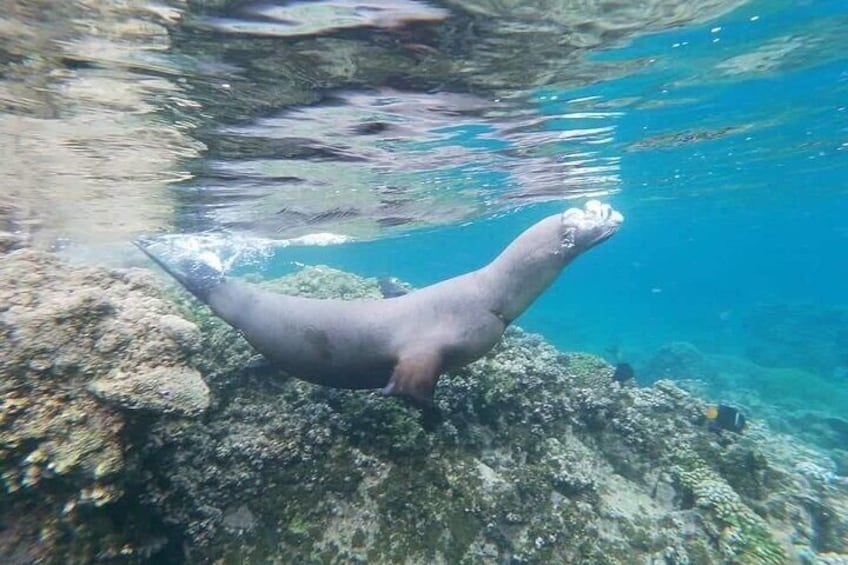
[381,353,442,408]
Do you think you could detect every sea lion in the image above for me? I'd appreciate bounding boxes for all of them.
[137,200,623,406]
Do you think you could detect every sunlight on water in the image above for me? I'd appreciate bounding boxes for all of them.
[188,88,622,239]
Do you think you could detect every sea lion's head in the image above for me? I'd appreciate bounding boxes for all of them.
[480,199,624,322]
[558,199,623,255]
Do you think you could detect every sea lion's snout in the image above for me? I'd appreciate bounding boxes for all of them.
[560,200,623,251]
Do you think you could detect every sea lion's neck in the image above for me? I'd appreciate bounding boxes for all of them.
[476,215,573,323]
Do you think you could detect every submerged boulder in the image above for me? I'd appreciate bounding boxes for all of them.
[145,265,848,564]
[744,303,848,377]
[2,248,846,564]
[88,365,209,417]
[0,246,208,563]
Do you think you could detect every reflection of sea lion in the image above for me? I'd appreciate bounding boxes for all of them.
[137,200,623,406]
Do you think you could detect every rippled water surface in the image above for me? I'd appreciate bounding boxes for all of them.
[2,0,846,355]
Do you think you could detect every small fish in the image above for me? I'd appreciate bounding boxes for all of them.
[704,404,746,433]
[612,362,635,383]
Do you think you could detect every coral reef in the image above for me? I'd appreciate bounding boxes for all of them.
[642,341,848,453]
[0,246,208,562]
[145,266,848,564]
[3,250,847,563]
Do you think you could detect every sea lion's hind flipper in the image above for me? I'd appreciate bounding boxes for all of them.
[381,353,441,408]
[134,241,224,303]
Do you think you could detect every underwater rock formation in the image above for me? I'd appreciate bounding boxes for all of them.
[642,341,848,457]
[146,266,848,564]
[0,245,208,562]
[3,250,847,563]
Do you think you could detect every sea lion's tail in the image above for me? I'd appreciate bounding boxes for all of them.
[134,241,224,304]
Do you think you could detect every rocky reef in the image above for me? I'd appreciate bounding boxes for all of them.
[149,266,848,564]
[642,341,848,475]
[0,246,208,562]
[2,248,847,564]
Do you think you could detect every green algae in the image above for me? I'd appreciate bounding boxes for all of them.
[85,263,848,563]
[671,447,785,565]
[0,249,205,562]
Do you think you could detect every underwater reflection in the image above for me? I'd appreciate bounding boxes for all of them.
[182,88,620,238]
[2,0,753,252]
[0,0,199,251]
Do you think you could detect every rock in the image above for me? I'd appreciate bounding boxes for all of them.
[141,265,848,564]
[0,204,31,253]
[0,248,208,563]
[744,303,848,376]
[5,252,847,564]
[157,314,203,352]
[0,231,28,253]
[222,504,257,533]
[89,366,210,417]
[642,341,713,383]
